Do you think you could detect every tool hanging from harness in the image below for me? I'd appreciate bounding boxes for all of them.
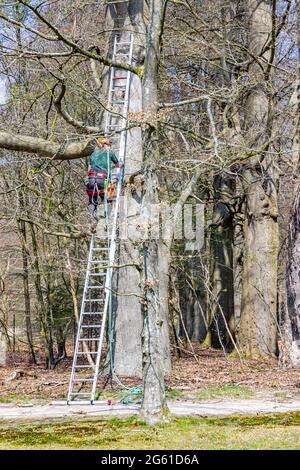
[107,182,115,200]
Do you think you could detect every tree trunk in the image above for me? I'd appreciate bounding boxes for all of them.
[157,240,172,372]
[237,0,278,357]
[18,217,36,364]
[278,1,300,367]
[105,0,146,378]
[280,191,300,366]
[178,258,208,343]
[139,0,170,424]
[17,184,36,364]
[29,223,55,368]
[0,333,7,366]
[210,175,234,351]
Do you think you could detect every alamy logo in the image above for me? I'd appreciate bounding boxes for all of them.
[98,196,204,251]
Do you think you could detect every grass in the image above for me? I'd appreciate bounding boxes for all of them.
[0,414,299,450]
[273,392,289,400]
[166,388,184,399]
[0,394,45,404]
[195,384,254,400]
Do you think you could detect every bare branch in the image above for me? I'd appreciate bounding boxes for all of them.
[0,11,58,41]
[16,216,86,239]
[53,82,102,134]
[16,0,143,77]
[0,131,93,160]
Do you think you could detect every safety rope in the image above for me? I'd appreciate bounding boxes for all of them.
[119,386,144,405]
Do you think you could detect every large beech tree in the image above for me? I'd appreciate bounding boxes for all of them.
[237,0,279,357]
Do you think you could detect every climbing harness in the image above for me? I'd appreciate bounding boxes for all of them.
[86,169,108,218]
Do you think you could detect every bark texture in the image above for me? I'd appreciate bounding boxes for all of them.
[139,0,170,424]
[282,191,300,366]
[106,0,145,378]
[0,333,7,366]
[278,1,300,367]
[210,175,234,351]
[238,0,278,357]
[0,131,93,160]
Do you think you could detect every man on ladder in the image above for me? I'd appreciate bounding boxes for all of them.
[86,137,123,219]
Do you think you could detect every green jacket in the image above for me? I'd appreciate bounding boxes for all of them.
[89,148,119,173]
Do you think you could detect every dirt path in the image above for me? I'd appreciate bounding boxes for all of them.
[1,398,300,421]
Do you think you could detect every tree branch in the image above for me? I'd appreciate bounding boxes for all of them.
[53,82,102,134]
[159,93,227,109]
[0,131,94,160]
[17,216,86,240]
[0,11,58,41]
[16,0,143,77]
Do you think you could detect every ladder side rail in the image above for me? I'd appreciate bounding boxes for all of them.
[128,32,134,64]
[90,173,123,401]
[67,236,95,402]
[105,67,115,132]
[118,33,134,163]
[118,71,131,163]
[106,34,134,145]
[105,37,118,132]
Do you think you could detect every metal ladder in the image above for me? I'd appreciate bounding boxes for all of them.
[106,1,129,4]
[67,33,134,404]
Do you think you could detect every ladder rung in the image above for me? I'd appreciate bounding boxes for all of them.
[84,299,104,302]
[74,365,95,368]
[111,85,126,93]
[81,325,102,328]
[76,351,98,354]
[92,247,108,251]
[112,76,127,80]
[115,48,130,53]
[82,312,103,315]
[111,100,125,104]
[108,1,129,4]
[89,273,106,276]
[87,286,103,289]
[78,337,101,341]
[72,378,94,382]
